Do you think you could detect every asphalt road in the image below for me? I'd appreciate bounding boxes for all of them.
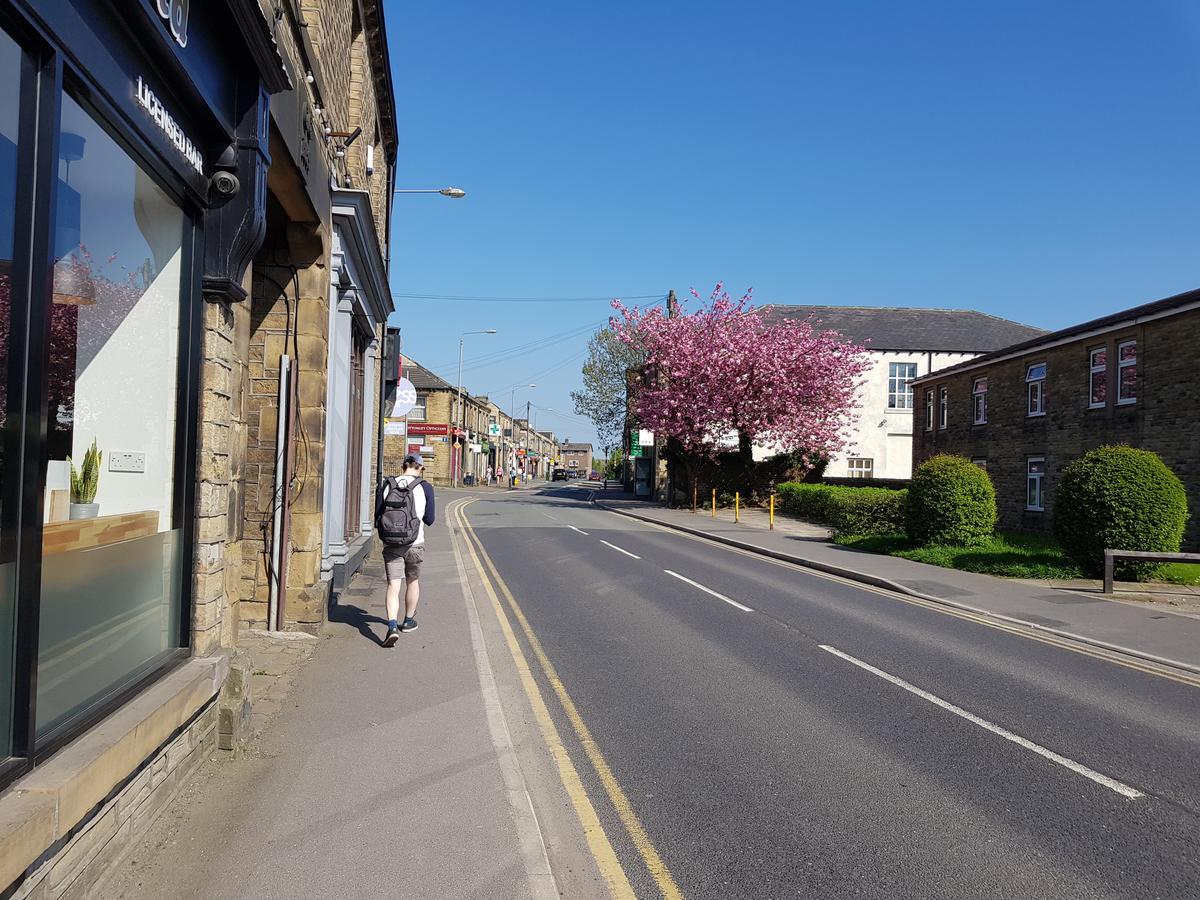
[465,487,1200,899]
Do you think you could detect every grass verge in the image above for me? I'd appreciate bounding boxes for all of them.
[835,531,1200,585]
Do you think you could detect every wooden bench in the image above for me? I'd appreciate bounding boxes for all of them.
[1103,549,1200,594]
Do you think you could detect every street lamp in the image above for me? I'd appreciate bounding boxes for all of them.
[393,187,467,198]
[456,329,497,487]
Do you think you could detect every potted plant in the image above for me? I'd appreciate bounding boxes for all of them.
[68,439,102,520]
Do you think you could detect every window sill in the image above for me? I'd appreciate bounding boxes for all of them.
[1025,507,1044,513]
[972,421,987,427]
[1026,412,1047,419]
[1116,399,1137,407]
[0,656,228,886]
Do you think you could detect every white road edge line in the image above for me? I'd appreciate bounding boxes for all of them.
[600,540,641,560]
[447,499,561,898]
[568,525,590,535]
[818,644,1143,800]
[663,570,753,612]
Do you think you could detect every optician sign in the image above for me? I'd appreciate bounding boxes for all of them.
[135,77,203,174]
[407,423,449,436]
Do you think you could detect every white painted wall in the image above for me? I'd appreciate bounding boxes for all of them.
[825,350,978,479]
[71,245,181,532]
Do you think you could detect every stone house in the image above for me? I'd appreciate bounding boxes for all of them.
[562,443,594,474]
[760,306,1045,480]
[912,287,1200,546]
[0,0,397,895]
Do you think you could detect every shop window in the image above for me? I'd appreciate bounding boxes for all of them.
[1026,363,1047,416]
[887,362,917,409]
[35,93,187,739]
[1088,347,1107,408]
[847,458,873,479]
[0,25,21,759]
[1027,457,1045,511]
[972,377,988,424]
[1117,340,1137,405]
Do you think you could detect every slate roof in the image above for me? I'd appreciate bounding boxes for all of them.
[562,443,593,453]
[402,359,455,391]
[912,286,1200,383]
[759,305,1047,353]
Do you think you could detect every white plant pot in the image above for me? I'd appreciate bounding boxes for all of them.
[69,502,99,520]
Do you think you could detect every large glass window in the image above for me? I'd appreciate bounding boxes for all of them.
[36,93,186,739]
[887,362,917,409]
[0,25,22,759]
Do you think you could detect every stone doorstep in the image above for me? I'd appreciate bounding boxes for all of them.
[0,655,228,891]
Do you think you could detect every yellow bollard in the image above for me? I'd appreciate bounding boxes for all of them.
[712,488,716,517]
[770,493,775,530]
[735,492,740,523]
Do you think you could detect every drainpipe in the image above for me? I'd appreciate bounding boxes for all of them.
[268,355,292,631]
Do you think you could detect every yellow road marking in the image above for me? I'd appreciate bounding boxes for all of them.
[451,500,636,899]
[459,501,685,900]
[604,510,1200,690]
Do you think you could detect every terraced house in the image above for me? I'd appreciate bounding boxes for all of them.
[0,0,397,894]
[912,287,1200,546]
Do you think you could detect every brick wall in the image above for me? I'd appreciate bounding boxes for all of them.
[914,307,1200,546]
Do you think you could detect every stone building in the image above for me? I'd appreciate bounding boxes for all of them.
[760,306,1045,480]
[0,0,396,895]
[912,288,1200,546]
[562,442,594,474]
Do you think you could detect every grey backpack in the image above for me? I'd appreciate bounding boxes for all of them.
[377,477,423,546]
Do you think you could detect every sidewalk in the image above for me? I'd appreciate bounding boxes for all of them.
[599,499,1200,675]
[102,536,557,899]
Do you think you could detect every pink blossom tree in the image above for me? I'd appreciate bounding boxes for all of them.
[611,283,870,498]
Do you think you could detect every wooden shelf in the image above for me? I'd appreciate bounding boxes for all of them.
[42,511,160,556]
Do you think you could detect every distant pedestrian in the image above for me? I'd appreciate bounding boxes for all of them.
[509,465,516,488]
[375,454,435,646]
[486,465,493,486]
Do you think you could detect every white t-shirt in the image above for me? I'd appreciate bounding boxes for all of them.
[385,475,428,546]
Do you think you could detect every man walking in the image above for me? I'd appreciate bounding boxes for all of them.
[375,454,436,647]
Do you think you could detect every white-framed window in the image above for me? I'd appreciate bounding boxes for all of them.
[972,377,988,424]
[1026,363,1047,416]
[409,394,427,421]
[887,362,918,409]
[938,386,948,429]
[847,457,874,478]
[972,458,987,470]
[925,390,934,430]
[1026,457,1046,511]
[1117,340,1137,405]
[1088,347,1107,409]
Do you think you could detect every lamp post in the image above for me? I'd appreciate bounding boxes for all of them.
[456,329,497,487]
[393,187,467,198]
[509,384,535,482]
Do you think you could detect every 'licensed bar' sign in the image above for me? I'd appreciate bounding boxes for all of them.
[135,77,204,175]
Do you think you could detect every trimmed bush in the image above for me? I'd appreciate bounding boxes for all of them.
[1053,445,1188,579]
[775,482,906,536]
[906,454,996,546]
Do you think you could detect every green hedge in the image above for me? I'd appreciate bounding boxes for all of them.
[775,482,907,536]
[906,455,997,546]
[1053,445,1188,579]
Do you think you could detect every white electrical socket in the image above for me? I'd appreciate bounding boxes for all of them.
[109,452,146,473]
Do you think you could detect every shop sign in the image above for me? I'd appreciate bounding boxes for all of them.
[135,77,203,174]
[408,422,449,436]
[391,377,417,417]
[469,443,482,454]
[156,0,189,48]
[384,419,406,437]
[629,430,642,458]
[409,443,436,455]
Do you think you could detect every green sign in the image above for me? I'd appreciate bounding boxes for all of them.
[629,430,643,458]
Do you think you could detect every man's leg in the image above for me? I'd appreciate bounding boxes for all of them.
[385,577,404,624]
[401,546,424,631]
[404,577,420,618]
[382,548,404,646]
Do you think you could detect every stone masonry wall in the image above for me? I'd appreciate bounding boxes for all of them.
[11,702,218,900]
[241,232,331,631]
[914,307,1200,547]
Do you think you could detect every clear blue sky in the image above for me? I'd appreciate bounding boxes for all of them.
[385,0,1200,447]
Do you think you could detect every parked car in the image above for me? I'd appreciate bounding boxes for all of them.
[552,468,569,481]
[588,471,601,481]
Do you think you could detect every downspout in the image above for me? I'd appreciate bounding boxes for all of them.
[269,355,292,631]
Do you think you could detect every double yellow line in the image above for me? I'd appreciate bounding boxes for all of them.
[452,498,683,900]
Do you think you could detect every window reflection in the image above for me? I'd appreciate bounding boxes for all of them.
[37,94,186,738]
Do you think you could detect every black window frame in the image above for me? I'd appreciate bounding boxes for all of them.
[0,5,202,788]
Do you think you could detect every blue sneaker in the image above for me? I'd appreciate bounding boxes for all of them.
[400,617,418,633]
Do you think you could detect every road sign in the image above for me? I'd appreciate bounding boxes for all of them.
[630,430,643,458]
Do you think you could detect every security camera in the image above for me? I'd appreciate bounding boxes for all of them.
[210,170,239,200]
